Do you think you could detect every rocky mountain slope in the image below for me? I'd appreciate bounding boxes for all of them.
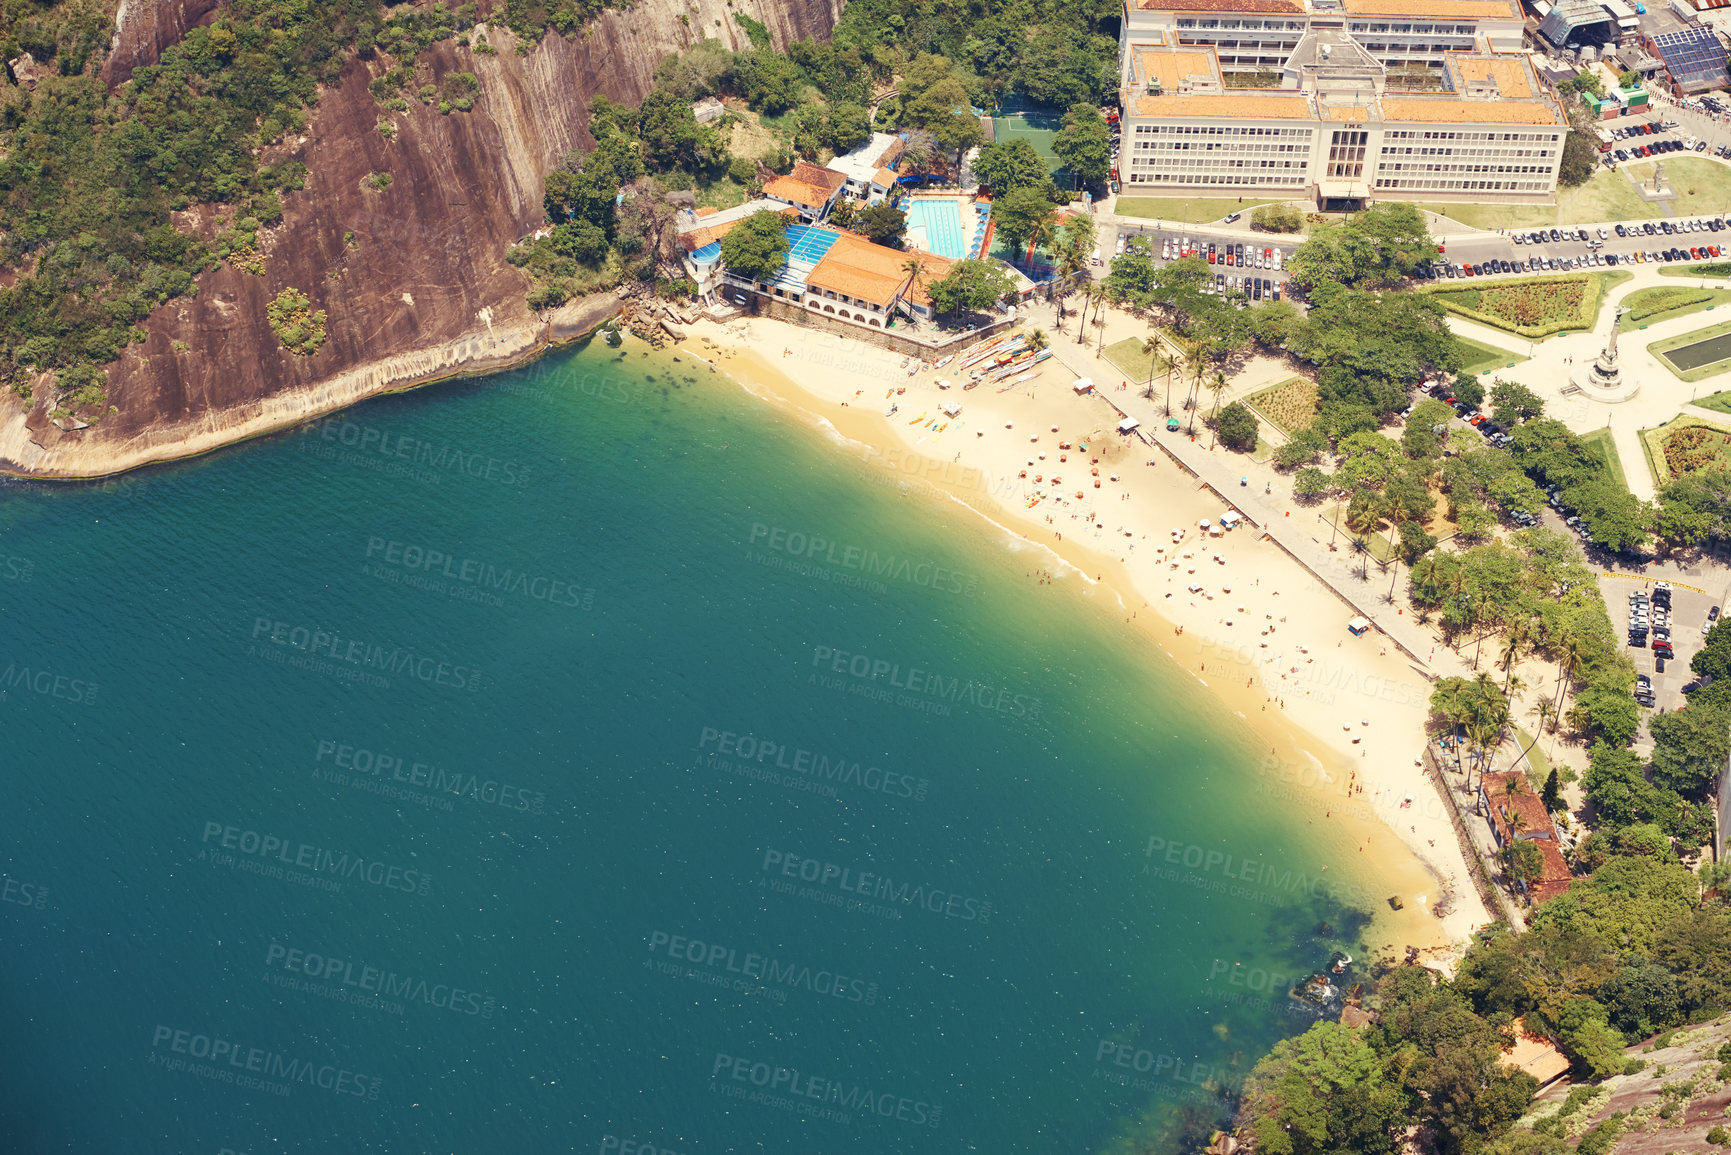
[0,0,840,477]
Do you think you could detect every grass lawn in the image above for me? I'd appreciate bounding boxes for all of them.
[1454,334,1528,375]
[696,175,749,211]
[1244,376,1318,435]
[1618,286,1731,330]
[1103,337,1169,384]
[1321,503,1399,563]
[1511,727,1553,784]
[1114,196,1287,225]
[1557,168,1664,226]
[728,114,788,163]
[1578,427,1630,492]
[1639,415,1731,483]
[1409,201,1560,231]
[1626,158,1731,216]
[1653,318,1731,383]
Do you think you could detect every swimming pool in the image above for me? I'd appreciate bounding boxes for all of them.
[906,199,989,260]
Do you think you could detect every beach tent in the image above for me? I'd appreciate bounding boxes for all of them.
[1347,616,1370,636]
[1118,416,1141,433]
[940,402,961,417]
[1072,378,1095,394]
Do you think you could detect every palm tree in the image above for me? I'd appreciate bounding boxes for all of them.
[1027,328,1049,353]
[1139,335,1163,401]
[1498,625,1528,695]
[900,130,940,176]
[1528,696,1556,736]
[1076,283,1099,344]
[1204,371,1229,448]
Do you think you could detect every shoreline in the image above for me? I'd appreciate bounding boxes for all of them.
[0,294,623,482]
[674,315,1490,963]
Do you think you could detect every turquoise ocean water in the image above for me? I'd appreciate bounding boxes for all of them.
[0,342,1374,1153]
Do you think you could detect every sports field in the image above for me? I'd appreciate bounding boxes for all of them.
[992,112,1068,181]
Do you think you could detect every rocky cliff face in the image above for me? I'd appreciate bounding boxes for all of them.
[0,0,842,477]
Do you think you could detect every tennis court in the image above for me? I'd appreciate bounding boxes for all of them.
[1666,329,1731,372]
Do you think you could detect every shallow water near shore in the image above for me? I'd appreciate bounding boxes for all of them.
[2,340,1397,1152]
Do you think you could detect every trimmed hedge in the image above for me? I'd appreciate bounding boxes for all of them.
[1623,286,1713,323]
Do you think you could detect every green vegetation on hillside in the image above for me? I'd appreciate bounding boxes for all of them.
[0,0,381,415]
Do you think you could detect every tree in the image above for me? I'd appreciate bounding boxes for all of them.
[1649,701,1731,798]
[823,102,872,154]
[1450,372,1485,408]
[992,186,1057,263]
[925,259,1015,318]
[971,137,1050,197]
[1286,203,1435,289]
[719,210,790,283]
[1502,837,1544,886]
[1489,379,1545,427]
[1215,402,1259,452]
[1239,1021,1405,1155]
[1558,130,1598,189]
[730,49,803,114]
[1252,203,1305,233]
[653,39,733,99]
[853,203,907,247]
[1051,102,1111,187]
[1403,398,1456,460]
[1618,68,1643,89]
[1541,768,1562,812]
[637,89,727,173]
[1294,467,1332,501]
[1398,520,1438,566]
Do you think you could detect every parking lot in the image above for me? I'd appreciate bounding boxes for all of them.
[1602,573,1729,714]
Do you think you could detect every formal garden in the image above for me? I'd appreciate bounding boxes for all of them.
[1640,416,1731,483]
[1423,272,1628,338]
[1244,376,1318,436]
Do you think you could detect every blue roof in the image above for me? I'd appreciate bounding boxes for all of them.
[1653,27,1728,89]
[691,241,722,264]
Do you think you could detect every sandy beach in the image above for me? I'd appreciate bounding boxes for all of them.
[671,313,1489,961]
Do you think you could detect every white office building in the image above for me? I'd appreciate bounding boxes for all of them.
[1118,0,1568,205]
